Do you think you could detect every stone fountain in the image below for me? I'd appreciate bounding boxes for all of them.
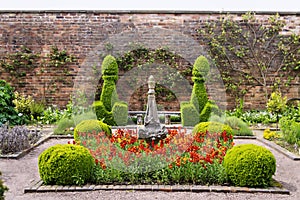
[138,75,168,141]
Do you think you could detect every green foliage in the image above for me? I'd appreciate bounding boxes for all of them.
[223,144,276,187]
[0,46,40,78]
[181,56,217,126]
[93,101,114,125]
[267,91,287,116]
[12,91,33,115]
[101,55,118,76]
[48,46,76,68]
[180,102,199,126]
[74,119,112,142]
[112,102,128,126]
[0,80,24,125]
[263,128,279,140]
[53,118,75,135]
[0,171,8,200]
[192,55,210,78]
[211,115,253,136]
[199,101,220,122]
[192,121,233,136]
[38,144,95,185]
[279,117,300,144]
[95,55,128,126]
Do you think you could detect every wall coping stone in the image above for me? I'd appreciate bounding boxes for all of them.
[0,10,299,15]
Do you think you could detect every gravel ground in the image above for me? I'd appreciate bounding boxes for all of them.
[0,135,299,200]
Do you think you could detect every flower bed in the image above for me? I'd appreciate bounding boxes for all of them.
[76,128,234,185]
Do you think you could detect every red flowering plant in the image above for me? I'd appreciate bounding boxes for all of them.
[75,127,234,185]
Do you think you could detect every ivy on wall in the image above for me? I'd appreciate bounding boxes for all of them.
[0,46,77,104]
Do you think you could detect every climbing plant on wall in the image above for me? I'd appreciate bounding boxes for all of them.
[0,46,77,105]
[199,12,300,107]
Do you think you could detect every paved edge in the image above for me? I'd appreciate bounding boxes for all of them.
[24,180,290,195]
[256,137,300,161]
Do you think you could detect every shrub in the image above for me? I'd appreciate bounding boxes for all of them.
[74,119,111,142]
[279,117,300,144]
[223,144,276,187]
[224,116,253,136]
[0,171,8,200]
[181,55,218,126]
[0,125,41,154]
[192,55,210,78]
[263,128,278,140]
[38,144,94,185]
[180,102,199,126]
[192,121,233,137]
[0,80,23,125]
[112,102,128,126]
[53,118,75,135]
[94,55,128,126]
[12,91,33,116]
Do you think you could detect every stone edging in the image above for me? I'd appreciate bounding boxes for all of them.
[0,131,54,159]
[24,180,290,195]
[257,137,300,161]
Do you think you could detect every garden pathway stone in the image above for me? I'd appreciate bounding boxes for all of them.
[1,134,300,200]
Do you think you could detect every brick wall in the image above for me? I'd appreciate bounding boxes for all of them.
[0,10,299,110]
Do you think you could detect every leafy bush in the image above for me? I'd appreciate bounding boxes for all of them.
[112,101,128,126]
[210,115,252,136]
[223,144,276,187]
[192,121,233,137]
[12,91,33,116]
[263,128,279,140]
[74,119,111,142]
[180,102,199,126]
[53,118,75,135]
[0,80,23,125]
[225,116,253,136]
[0,125,41,154]
[0,171,8,200]
[38,144,94,185]
[279,117,300,144]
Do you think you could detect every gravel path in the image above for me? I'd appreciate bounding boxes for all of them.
[1,135,299,200]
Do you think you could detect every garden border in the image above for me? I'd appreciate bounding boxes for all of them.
[253,130,300,161]
[23,180,290,195]
[257,137,300,161]
[0,126,54,159]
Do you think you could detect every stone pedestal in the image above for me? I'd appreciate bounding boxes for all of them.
[138,75,168,141]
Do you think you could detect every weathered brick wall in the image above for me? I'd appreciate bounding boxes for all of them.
[0,10,299,110]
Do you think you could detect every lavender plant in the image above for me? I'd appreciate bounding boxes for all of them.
[0,125,41,154]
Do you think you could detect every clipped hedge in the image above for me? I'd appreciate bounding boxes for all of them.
[192,55,210,78]
[94,55,128,126]
[74,119,111,142]
[38,144,95,186]
[192,121,233,136]
[112,101,128,126]
[180,102,199,126]
[181,55,219,126]
[223,144,276,187]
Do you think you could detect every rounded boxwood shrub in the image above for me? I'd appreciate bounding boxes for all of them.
[223,144,276,187]
[192,121,233,136]
[38,144,94,185]
[74,119,112,142]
